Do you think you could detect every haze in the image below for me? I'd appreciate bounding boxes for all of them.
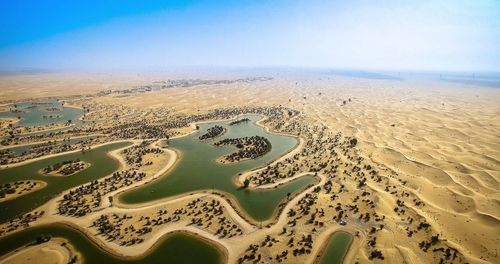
[1,0,499,72]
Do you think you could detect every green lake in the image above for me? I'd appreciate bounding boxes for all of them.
[0,224,223,264]
[1,135,100,156]
[120,115,315,221]
[319,232,353,264]
[0,141,131,223]
[0,114,316,263]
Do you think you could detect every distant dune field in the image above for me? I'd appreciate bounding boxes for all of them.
[0,72,498,263]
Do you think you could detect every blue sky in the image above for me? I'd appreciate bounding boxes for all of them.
[1,0,499,71]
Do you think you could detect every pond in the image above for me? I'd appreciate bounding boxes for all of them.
[0,100,83,127]
[318,232,353,264]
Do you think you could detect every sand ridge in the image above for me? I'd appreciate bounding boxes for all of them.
[0,72,498,263]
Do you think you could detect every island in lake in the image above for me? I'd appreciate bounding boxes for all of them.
[0,1,499,263]
[1,71,498,264]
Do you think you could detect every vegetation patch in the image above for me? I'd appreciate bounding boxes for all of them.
[229,118,250,125]
[41,159,90,176]
[0,180,46,202]
[214,136,271,163]
[199,125,226,140]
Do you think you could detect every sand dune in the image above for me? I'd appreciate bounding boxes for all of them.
[0,72,498,263]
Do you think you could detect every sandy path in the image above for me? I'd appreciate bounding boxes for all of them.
[3,117,333,263]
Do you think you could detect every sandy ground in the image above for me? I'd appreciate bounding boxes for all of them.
[0,237,78,264]
[0,140,130,170]
[0,117,19,129]
[40,161,91,177]
[0,180,47,203]
[0,71,258,102]
[0,72,499,263]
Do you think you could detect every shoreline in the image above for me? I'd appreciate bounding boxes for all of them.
[0,236,80,264]
[113,114,311,226]
[0,133,105,150]
[1,114,351,264]
[0,139,132,169]
[38,161,92,177]
[54,221,229,263]
[311,230,355,264]
[0,170,333,263]
[0,180,48,203]
[234,136,305,188]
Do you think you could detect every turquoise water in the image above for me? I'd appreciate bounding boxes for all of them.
[0,100,83,127]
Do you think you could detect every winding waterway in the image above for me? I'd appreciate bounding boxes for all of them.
[0,141,130,223]
[0,114,316,263]
[0,224,223,264]
[120,115,315,221]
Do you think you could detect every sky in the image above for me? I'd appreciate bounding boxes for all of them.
[0,0,499,72]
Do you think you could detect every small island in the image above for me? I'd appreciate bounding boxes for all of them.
[41,159,90,176]
[214,136,271,163]
[229,118,250,126]
[199,125,226,140]
[0,180,47,203]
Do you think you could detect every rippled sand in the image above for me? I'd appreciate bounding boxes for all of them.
[1,71,499,263]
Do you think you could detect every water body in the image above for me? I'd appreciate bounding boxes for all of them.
[0,114,313,262]
[1,135,100,156]
[327,70,402,80]
[319,232,353,264]
[0,224,223,264]
[0,141,130,223]
[437,74,500,88]
[120,115,315,221]
[0,100,83,127]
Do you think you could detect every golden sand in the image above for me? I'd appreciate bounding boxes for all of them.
[0,238,79,264]
[0,72,498,263]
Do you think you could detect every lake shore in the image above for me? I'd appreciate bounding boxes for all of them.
[0,73,498,263]
[0,237,80,264]
[0,180,48,203]
[1,115,341,264]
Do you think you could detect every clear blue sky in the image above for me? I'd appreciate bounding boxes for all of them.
[1,0,499,71]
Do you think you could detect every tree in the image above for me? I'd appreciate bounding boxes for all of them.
[243,179,250,188]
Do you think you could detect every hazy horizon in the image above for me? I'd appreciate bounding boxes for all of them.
[1,0,499,72]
